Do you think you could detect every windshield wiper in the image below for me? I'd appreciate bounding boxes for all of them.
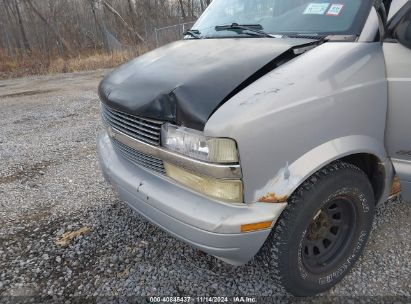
[215,23,274,38]
[184,29,201,39]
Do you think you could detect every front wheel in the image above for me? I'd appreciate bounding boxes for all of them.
[262,161,375,296]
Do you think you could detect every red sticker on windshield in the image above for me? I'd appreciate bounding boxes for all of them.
[326,4,344,16]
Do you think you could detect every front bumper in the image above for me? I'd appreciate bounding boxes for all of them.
[98,132,287,265]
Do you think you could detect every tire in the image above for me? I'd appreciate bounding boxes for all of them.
[262,161,375,296]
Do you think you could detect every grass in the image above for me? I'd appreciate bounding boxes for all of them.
[0,47,149,79]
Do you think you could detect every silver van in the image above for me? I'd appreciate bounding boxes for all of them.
[98,0,411,296]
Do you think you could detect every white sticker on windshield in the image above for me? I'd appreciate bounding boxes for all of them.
[303,3,330,15]
[327,4,344,16]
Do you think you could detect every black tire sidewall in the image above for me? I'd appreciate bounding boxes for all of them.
[281,167,375,296]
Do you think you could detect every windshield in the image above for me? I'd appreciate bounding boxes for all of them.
[192,0,373,38]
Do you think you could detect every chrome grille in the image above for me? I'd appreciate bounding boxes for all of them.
[101,103,163,146]
[112,138,166,175]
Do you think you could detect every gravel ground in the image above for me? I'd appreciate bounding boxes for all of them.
[0,70,410,301]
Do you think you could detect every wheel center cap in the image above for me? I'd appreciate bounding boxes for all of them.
[307,211,331,241]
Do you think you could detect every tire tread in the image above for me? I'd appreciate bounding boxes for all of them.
[261,161,371,295]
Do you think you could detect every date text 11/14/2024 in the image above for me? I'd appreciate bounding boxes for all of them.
[149,296,258,303]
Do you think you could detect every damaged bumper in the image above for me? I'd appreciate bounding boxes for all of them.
[98,132,286,265]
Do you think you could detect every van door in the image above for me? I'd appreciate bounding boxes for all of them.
[384,1,411,200]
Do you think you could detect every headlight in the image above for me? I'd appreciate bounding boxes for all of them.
[161,124,238,163]
[164,162,243,203]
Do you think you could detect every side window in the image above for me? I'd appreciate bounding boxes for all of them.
[394,8,411,48]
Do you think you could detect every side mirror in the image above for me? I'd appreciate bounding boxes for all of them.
[386,2,411,46]
[394,20,411,49]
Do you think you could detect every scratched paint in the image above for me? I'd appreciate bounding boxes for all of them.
[255,163,300,203]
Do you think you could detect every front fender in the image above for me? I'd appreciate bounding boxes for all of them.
[253,135,388,204]
[205,42,388,203]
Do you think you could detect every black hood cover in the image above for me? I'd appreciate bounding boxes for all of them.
[99,38,313,130]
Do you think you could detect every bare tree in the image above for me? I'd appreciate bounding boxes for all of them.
[15,0,31,53]
[0,0,211,59]
[102,0,145,44]
[178,0,187,20]
[127,0,138,28]
[3,0,22,50]
[26,0,73,55]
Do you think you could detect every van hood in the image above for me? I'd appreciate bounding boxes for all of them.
[99,38,315,130]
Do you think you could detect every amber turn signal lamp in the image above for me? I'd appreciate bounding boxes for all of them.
[241,221,273,233]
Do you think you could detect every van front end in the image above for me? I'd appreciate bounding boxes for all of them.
[97,0,403,296]
[97,113,286,265]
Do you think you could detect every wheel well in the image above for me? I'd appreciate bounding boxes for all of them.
[340,153,385,204]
